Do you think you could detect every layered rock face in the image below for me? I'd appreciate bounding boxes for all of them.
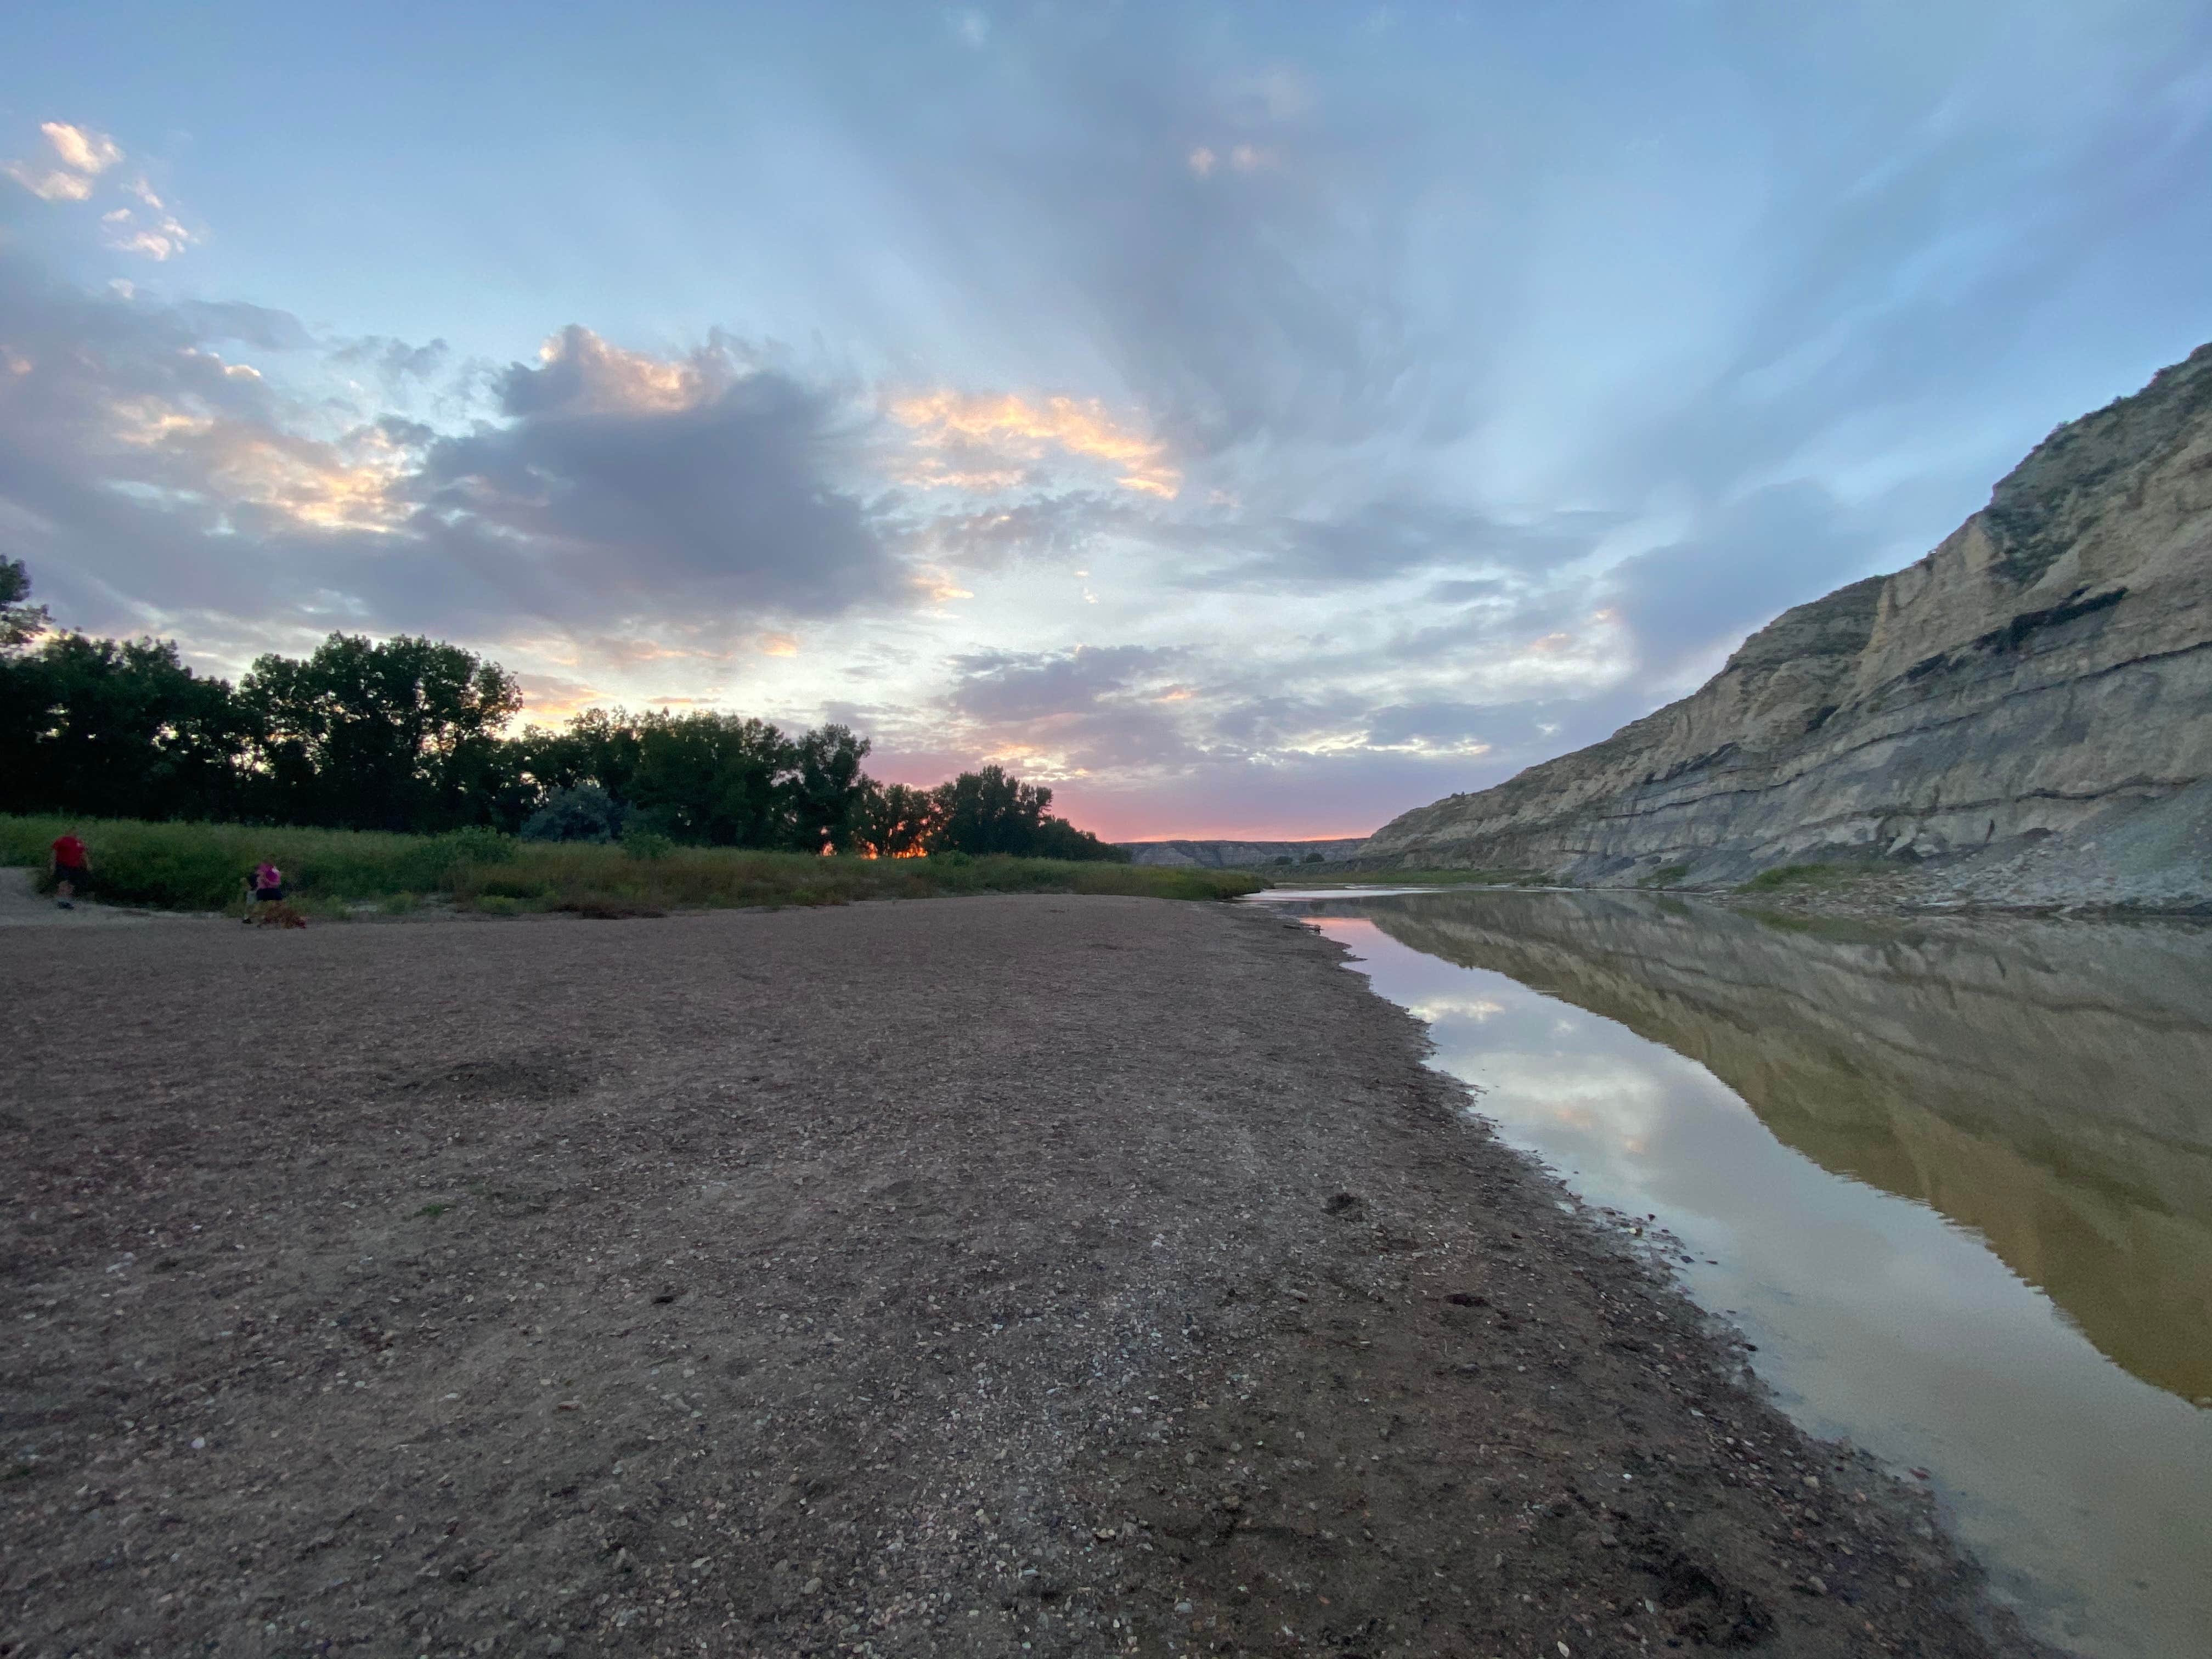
[1362,343,2212,904]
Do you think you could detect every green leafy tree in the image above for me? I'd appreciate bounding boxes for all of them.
[858,780,942,858]
[510,707,647,803]
[520,783,625,843]
[1029,814,1131,862]
[1,557,50,650]
[627,712,796,846]
[240,633,522,831]
[787,723,873,853]
[0,630,243,821]
[928,764,1051,855]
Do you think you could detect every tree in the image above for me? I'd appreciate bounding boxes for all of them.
[627,712,795,846]
[922,765,1129,860]
[0,632,242,820]
[1029,814,1130,862]
[929,764,1052,856]
[240,633,522,831]
[520,784,625,843]
[786,723,872,853]
[858,781,941,858]
[510,707,647,804]
[1,557,49,650]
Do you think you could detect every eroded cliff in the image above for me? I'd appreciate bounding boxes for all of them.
[1362,343,2212,905]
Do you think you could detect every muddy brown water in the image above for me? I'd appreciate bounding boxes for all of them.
[1251,888,2212,1659]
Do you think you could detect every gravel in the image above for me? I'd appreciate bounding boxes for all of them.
[1,895,2054,1656]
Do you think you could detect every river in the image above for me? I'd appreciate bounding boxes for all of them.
[1248,887,2212,1659]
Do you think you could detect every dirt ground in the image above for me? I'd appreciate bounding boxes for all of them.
[2,895,2054,1658]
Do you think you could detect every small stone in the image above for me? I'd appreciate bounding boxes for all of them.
[1807,1576,1827,1595]
[802,1577,822,1595]
[1175,1601,1195,1615]
[190,1437,206,1450]
[1218,1496,1242,1512]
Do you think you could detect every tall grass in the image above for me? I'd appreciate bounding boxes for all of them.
[0,815,1260,911]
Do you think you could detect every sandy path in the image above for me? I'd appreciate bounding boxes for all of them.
[0,866,203,928]
[1,897,2048,1657]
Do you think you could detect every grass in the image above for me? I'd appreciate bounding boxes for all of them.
[1636,862,1693,889]
[1733,860,1881,894]
[0,814,1262,913]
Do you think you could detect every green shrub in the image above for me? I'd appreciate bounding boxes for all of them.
[1735,861,1869,893]
[622,828,675,862]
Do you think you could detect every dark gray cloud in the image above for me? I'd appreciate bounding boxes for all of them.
[0,260,902,648]
[401,326,893,619]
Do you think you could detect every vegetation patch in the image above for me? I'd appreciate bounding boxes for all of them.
[0,814,1261,912]
[1734,860,1881,893]
[1638,862,1693,889]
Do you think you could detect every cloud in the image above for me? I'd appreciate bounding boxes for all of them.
[327,334,453,402]
[100,205,196,261]
[0,263,904,653]
[43,123,122,177]
[1601,481,1890,685]
[8,6,2212,844]
[890,389,1181,496]
[3,122,124,201]
[4,123,196,259]
[947,644,1182,724]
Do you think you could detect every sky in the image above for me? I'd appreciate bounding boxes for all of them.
[4,2,2209,839]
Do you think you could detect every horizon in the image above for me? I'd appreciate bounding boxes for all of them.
[6,3,2210,842]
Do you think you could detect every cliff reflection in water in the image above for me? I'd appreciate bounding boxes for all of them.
[1352,891,2212,1404]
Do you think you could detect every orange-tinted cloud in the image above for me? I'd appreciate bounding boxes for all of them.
[106,385,414,532]
[4,121,123,202]
[890,390,1180,498]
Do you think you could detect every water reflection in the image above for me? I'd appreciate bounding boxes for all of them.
[1265,889,2212,1659]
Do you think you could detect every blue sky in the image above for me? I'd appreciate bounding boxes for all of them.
[5,1,2209,837]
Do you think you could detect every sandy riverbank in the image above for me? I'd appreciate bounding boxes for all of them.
[2,896,2053,1657]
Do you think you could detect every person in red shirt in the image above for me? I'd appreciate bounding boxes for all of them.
[49,831,91,909]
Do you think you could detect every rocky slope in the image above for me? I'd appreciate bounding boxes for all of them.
[1361,343,2212,907]
[1117,837,1366,868]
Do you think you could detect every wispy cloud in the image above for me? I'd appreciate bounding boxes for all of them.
[5,122,196,258]
[890,390,1182,497]
[4,121,122,201]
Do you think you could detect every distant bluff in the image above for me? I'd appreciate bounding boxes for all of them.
[1361,342,2212,909]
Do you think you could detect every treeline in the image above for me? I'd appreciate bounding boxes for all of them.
[0,560,1125,861]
